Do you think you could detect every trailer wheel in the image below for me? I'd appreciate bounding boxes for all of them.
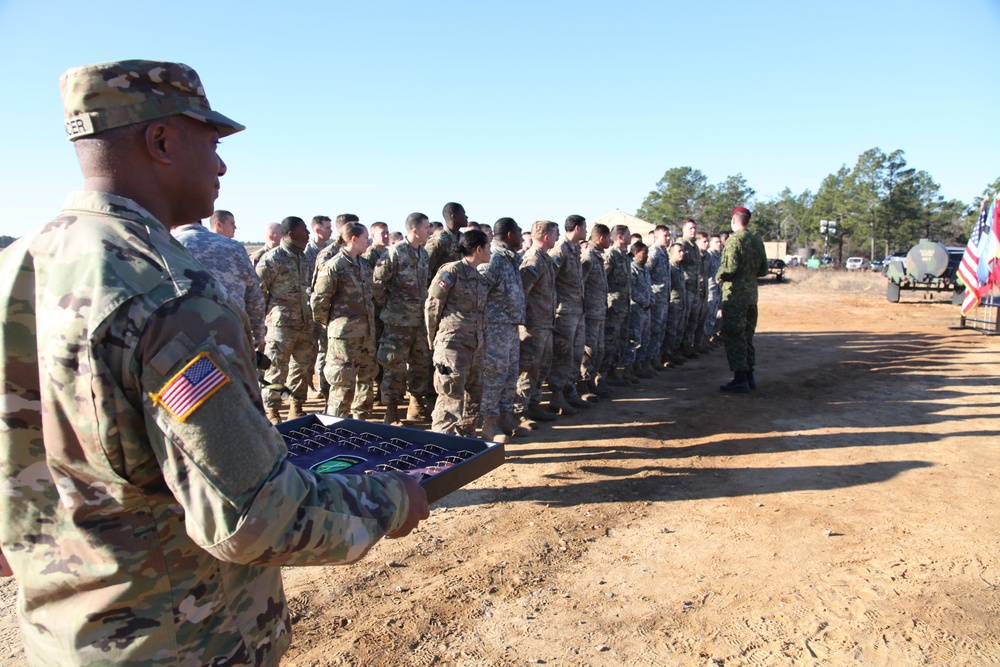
[887,282,901,303]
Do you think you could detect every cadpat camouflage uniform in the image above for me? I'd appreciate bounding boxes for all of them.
[600,245,631,374]
[312,249,378,418]
[680,236,702,352]
[664,259,687,360]
[717,227,769,372]
[0,191,412,666]
[580,244,609,383]
[426,260,488,434]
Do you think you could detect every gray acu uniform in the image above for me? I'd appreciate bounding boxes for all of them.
[257,239,317,406]
[580,246,609,382]
[172,222,266,351]
[373,241,431,404]
[626,260,653,366]
[517,246,557,409]
[548,237,585,390]
[479,241,525,418]
[311,250,378,417]
[426,260,488,434]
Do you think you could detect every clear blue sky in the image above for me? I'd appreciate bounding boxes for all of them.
[1,0,997,240]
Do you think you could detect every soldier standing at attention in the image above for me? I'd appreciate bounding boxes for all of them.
[305,215,333,270]
[580,223,613,398]
[257,216,317,423]
[172,218,267,353]
[600,224,632,385]
[363,221,390,271]
[478,217,528,441]
[426,202,468,278]
[516,220,562,421]
[704,233,724,346]
[549,215,595,409]
[373,213,433,424]
[311,223,378,418]
[664,242,688,366]
[625,241,654,379]
[679,218,703,358]
[210,208,237,238]
[646,225,672,371]
[250,221,284,267]
[0,59,427,666]
[425,230,491,435]
[717,206,769,393]
[310,213,360,404]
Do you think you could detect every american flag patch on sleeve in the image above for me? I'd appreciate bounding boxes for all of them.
[150,352,230,422]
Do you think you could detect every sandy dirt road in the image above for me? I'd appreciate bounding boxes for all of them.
[2,270,998,666]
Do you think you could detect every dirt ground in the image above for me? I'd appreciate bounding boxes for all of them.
[2,268,998,666]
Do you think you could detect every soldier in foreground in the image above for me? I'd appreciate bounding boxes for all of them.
[717,206,769,392]
[0,59,427,666]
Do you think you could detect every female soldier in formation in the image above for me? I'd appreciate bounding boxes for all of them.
[424,230,491,436]
[311,223,378,418]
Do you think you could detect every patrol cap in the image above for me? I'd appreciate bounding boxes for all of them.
[59,59,245,141]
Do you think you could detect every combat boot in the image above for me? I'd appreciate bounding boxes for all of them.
[564,384,591,408]
[288,400,305,419]
[720,371,750,393]
[652,354,666,372]
[406,394,430,421]
[265,404,282,425]
[606,367,630,387]
[747,367,757,391]
[623,365,640,384]
[527,401,557,422]
[514,409,539,431]
[480,416,508,444]
[634,362,654,379]
[549,388,578,416]
[499,411,530,438]
[576,380,600,404]
[591,376,613,399]
[383,401,400,424]
[351,410,369,421]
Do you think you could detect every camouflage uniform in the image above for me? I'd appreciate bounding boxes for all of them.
[517,246,557,410]
[600,246,631,373]
[691,245,711,347]
[249,244,272,268]
[0,191,412,666]
[361,244,389,387]
[172,222,266,350]
[311,250,377,417]
[478,241,525,418]
[625,259,653,366]
[580,246,609,382]
[717,228,769,372]
[257,239,317,408]
[373,241,431,404]
[425,227,461,280]
[646,243,671,362]
[664,260,687,359]
[426,260,488,434]
[361,244,388,273]
[548,236,585,390]
[680,236,702,351]
[704,248,723,344]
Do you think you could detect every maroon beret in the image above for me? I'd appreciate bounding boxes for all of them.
[732,206,751,216]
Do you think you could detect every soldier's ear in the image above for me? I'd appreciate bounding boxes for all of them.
[144,120,175,166]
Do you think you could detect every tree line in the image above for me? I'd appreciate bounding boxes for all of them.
[636,148,998,260]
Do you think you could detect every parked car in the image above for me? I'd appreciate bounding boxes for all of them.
[869,257,885,272]
[845,257,866,270]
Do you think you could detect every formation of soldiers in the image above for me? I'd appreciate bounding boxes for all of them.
[186,204,746,444]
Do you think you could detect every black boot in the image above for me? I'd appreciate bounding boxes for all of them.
[747,368,756,391]
[720,371,750,393]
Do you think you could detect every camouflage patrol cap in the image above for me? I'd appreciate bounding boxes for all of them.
[59,59,245,141]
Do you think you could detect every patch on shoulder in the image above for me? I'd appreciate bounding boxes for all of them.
[437,271,456,289]
[149,352,230,422]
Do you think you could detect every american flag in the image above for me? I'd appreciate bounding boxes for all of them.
[156,355,228,421]
[958,198,992,315]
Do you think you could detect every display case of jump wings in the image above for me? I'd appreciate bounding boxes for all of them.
[276,414,505,503]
